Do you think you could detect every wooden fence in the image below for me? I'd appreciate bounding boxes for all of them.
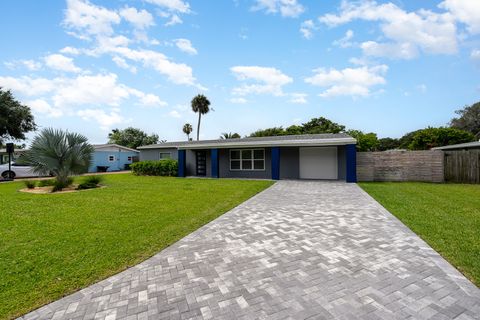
[444,150,480,184]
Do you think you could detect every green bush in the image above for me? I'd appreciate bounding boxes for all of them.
[38,179,55,187]
[77,175,104,190]
[52,177,74,192]
[24,180,36,189]
[131,160,178,176]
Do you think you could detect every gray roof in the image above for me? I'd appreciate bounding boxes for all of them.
[138,133,356,150]
[432,140,480,150]
[93,144,139,153]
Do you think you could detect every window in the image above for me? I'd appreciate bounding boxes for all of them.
[127,156,132,162]
[108,155,115,162]
[230,149,264,171]
[159,152,171,160]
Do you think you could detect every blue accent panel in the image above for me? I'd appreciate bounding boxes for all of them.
[271,147,280,180]
[178,149,186,177]
[346,144,357,183]
[211,149,219,178]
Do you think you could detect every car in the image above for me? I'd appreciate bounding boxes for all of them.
[0,162,40,179]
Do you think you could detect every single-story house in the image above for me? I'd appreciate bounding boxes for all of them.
[138,133,357,182]
[90,144,139,172]
[432,140,480,151]
[0,148,27,164]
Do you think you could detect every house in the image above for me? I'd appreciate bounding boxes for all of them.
[138,133,357,182]
[0,148,28,164]
[432,140,480,151]
[90,144,139,172]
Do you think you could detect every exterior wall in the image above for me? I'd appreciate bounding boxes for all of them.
[279,147,299,179]
[218,148,272,179]
[140,148,178,161]
[357,150,444,182]
[90,150,138,172]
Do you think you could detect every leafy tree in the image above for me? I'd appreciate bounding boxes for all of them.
[25,128,93,189]
[0,88,36,145]
[408,127,475,150]
[301,117,345,134]
[220,132,241,139]
[450,101,480,138]
[377,137,400,151]
[108,127,159,149]
[284,125,303,135]
[182,123,193,141]
[347,130,379,151]
[250,127,286,137]
[191,94,211,141]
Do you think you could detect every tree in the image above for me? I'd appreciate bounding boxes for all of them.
[250,127,286,137]
[301,117,345,134]
[450,101,480,138]
[0,88,36,145]
[191,94,211,141]
[183,123,193,141]
[347,130,379,152]
[220,132,241,139]
[25,128,93,189]
[284,125,303,135]
[377,137,400,151]
[408,127,475,150]
[108,127,159,149]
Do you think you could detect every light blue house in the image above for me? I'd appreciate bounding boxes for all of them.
[89,144,139,172]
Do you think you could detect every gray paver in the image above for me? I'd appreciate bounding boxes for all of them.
[19,181,480,319]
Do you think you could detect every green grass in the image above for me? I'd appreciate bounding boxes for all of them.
[359,182,480,286]
[0,174,273,320]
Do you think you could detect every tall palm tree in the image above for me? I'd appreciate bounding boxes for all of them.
[25,128,94,188]
[191,94,211,141]
[183,123,193,141]
[220,132,241,139]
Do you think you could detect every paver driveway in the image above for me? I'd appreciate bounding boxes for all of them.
[21,181,480,320]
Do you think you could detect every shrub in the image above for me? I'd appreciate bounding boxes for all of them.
[77,175,103,190]
[38,179,55,187]
[131,160,178,176]
[24,180,36,189]
[52,177,74,192]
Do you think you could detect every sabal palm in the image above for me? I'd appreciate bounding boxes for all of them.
[191,94,210,141]
[26,128,94,185]
[183,123,193,141]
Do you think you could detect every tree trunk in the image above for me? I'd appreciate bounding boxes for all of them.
[187,133,190,141]
[197,113,201,141]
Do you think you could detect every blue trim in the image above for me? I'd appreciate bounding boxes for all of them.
[178,149,186,177]
[271,147,280,180]
[346,144,357,183]
[211,149,219,178]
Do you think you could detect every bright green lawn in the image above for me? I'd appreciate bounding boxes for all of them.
[0,174,273,320]
[359,182,480,287]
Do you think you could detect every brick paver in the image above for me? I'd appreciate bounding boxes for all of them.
[20,181,480,319]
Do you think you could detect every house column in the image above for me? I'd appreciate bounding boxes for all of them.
[346,144,357,183]
[178,149,186,177]
[271,147,280,180]
[211,149,219,178]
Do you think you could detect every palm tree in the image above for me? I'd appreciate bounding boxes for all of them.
[220,132,241,139]
[183,123,193,141]
[191,94,211,141]
[25,128,94,189]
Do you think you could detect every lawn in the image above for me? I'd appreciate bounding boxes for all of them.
[0,174,273,320]
[359,182,480,287]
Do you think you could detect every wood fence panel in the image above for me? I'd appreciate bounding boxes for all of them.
[444,150,480,184]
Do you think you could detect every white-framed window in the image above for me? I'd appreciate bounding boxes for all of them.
[230,149,265,171]
[108,155,115,162]
[159,152,171,160]
[127,156,132,162]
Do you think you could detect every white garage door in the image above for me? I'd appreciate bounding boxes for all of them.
[299,147,338,180]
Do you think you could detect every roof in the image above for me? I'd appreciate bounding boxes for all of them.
[432,141,480,151]
[0,148,28,153]
[138,133,356,150]
[93,144,140,153]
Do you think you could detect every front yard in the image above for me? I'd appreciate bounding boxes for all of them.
[359,182,480,287]
[0,174,273,320]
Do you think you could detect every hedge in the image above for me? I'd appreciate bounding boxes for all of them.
[130,160,178,176]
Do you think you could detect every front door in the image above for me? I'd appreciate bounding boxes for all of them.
[196,151,207,176]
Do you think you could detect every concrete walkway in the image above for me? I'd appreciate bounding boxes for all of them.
[21,181,480,320]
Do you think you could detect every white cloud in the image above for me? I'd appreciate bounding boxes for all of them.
[168,110,181,118]
[471,49,480,61]
[77,108,126,130]
[164,14,183,26]
[319,1,458,59]
[119,6,154,29]
[27,99,63,118]
[60,46,81,55]
[439,0,480,34]
[44,54,82,73]
[145,0,191,13]
[289,93,307,104]
[333,29,354,48]
[4,59,42,71]
[0,76,57,96]
[112,56,137,73]
[300,20,316,39]
[230,97,247,104]
[252,0,305,18]
[231,66,292,96]
[305,64,388,98]
[173,38,198,55]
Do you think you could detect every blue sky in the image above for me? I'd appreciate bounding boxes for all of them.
[0,0,479,143]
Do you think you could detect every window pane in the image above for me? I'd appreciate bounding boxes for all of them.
[159,153,171,159]
[242,160,252,170]
[254,160,264,170]
[241,150,252,159]
[231,160,240,170]
[253,149,264,160]
[230,150,240,160]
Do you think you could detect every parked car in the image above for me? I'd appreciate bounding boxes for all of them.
[0,162,40,179]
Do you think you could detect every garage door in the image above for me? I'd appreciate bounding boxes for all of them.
[299,147,338,180]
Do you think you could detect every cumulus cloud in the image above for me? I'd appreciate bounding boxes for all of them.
[119,6,154,29]
[333,29,354,48]
[112,56,137,73]
[164,14,183,26]
[305,64,388,98]
[439,0,480,34]
[173,38,198,55]
[252,0,305,18]
[4,59,42,71]
[77,108,126,130]
[60,46,81,55]
[289,93,308,104]
[231,66,293,96]
[300,20,316,39]
[145,0,191,13]
[44,54,82,73]
[27,99,63,118]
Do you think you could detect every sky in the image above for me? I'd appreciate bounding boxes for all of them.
[0,0,479,144]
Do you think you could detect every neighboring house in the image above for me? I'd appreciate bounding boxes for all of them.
[0,148,27,164]
[432,140,480,151]
[90,144,139,172]
[138,133,357,182]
